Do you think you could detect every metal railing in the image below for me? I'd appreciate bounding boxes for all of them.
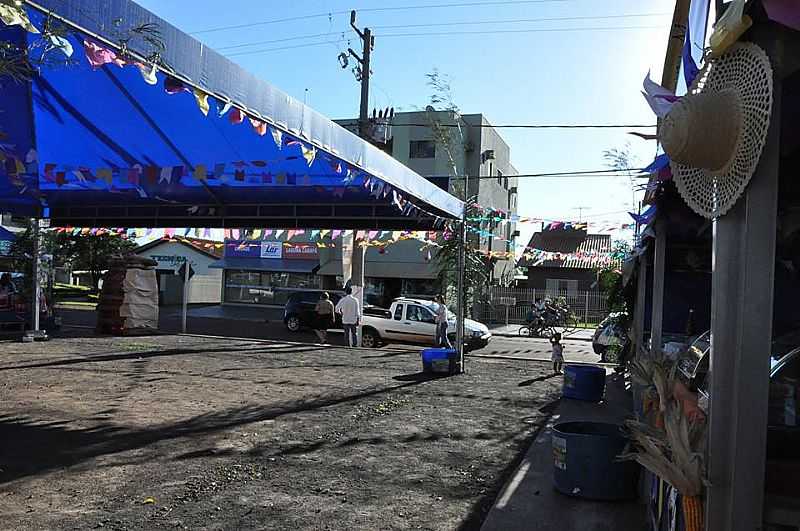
[473,287,608,327]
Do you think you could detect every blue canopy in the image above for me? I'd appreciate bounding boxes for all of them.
[0,0,463,229]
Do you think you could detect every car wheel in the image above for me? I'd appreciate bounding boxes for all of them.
[285,315,302,332]
[361,328,381,348]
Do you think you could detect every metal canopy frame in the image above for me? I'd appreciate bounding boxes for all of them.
[48,202,453,230]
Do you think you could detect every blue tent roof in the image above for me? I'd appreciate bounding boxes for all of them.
[0,0,463,229]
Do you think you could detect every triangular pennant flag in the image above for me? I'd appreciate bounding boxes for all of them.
[275,229,285,239]
[164,76,188,94]
[137,62,158,85]
[0,2,40,33]
[159,166,173,183]
[250,118,267,136]
[270,127,283,148]
[193,164,208,182]
[193,89,210,116]
[251,229,262,239]
[331,229,342,240]
[218,100,233,117]
[301,145,317,166]
[230,108,245,125]
[682,24,700,88]
[232,229,240,239]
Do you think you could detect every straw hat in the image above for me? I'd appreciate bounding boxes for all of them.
[660,43,773,219]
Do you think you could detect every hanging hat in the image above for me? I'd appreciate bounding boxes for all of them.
[660,43,773,219]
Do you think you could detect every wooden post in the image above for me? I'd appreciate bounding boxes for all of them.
[650,218,667,356]
[707,30,782,530]
[633,255,648,352]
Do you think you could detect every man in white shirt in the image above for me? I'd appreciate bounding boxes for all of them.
[335,286,361,347]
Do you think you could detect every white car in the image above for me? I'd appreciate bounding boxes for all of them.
[360,298,492,352]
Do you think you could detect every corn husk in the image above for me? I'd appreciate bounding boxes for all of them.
[622,401,707,496]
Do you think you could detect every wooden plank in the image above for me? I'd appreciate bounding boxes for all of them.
[706,27,783,530]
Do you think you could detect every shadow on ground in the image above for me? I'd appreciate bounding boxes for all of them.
[0,376,434,485]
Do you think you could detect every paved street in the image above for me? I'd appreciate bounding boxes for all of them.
[57,304,601,364]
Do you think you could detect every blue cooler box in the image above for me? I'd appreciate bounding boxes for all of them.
[421,348,458,375]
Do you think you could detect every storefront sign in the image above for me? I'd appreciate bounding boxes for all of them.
[260,241,283,259]
[150,255,187,268]
[285,244,318,260]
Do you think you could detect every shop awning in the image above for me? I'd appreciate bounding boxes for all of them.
[0,0,463,229]
[210,258,319,274]
[317,260,437,280]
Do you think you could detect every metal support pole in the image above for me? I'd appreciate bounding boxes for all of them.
[181,260,190,334]
[352,241,366,347]
[649,218,666,356]
[32,218,41,333]
[707,43,781,531]
[456,216,466,373]
[584,290,589,326]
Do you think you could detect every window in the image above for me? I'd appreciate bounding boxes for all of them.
[407,305,435,324]
[497,169,503,187]
[224,270,320,305]
[409,140,435,159]
[546,279,579,296]
[394,304,404,321]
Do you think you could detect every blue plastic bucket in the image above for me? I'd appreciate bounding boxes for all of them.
[552,421,639,500]
[562,365,606,402]
[421,348,457,374]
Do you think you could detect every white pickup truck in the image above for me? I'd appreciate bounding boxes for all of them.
[360,298,492,352]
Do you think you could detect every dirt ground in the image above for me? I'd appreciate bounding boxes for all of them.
[0,334,561,531]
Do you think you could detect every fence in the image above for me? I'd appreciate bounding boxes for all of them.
[473,287,609,327]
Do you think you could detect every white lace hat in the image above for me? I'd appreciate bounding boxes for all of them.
[661,43,773,219]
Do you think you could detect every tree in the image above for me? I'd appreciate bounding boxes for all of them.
[603,142,641,214]
[56,232,137,290]
[436,198,488,313]
[424,70,495,310]
[595,239,632,313]
[10,224,136,292]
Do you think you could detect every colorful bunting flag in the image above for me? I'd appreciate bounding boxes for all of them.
[193,89,210,116]
[0,2,39,33]
[83,40,125,69]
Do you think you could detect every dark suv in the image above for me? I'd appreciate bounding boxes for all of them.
[283,290,343,332]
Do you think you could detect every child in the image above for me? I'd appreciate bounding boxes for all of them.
[550,333,564,374]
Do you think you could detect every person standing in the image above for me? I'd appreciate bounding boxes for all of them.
[336,286,361,347]
[551,332,564,374]
[435,295,452,349]
[313,292,335,344]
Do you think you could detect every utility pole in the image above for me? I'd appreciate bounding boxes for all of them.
[573,206,590,223]
[347,10,374,139]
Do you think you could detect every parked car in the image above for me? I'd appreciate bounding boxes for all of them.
[283,290,344,332]
[592,312,631,363]
[679,330,800,460]
[360,297,491,352]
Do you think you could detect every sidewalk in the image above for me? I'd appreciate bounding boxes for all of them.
[489,324,595,341]
[481,371,645,531]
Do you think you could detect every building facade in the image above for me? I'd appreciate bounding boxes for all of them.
[337,110,520,284]
[135,238,223,305]
[519,228,611,294]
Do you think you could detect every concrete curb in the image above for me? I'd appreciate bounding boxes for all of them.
[491,332,594,342]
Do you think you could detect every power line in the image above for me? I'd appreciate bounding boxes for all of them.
[191,0,573,35]
[390,123,657,129]
[227,24,663,57]
[215,12,669,51]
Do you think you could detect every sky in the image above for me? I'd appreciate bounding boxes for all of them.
[135,0,676,241]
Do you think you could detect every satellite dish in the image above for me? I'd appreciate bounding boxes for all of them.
[425,105,435,112]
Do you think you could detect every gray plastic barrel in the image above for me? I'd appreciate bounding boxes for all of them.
[552,421,639,500]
